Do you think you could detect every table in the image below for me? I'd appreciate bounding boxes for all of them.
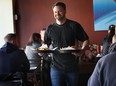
[32,49,54,86]
[33,49,81,86]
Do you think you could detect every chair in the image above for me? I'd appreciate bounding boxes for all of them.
[27,57,51,86]
[27,59,41,86]
[0,72,23,86]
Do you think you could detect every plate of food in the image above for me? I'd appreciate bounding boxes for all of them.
[58,46,81,53]
[32,44,54,53]
[36,50,54,53]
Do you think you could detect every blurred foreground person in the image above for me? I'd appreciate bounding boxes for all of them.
[88,27,116,86]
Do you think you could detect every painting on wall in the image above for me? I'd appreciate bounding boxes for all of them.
[93,0,116,31]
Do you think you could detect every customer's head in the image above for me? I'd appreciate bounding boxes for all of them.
[108,25,115,43]
[40,28,46,42]
[4,33,17,45]
[52,2,66,21]
[28,33,41,45]
[108,24,115,34]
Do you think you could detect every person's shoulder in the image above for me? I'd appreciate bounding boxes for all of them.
[47,23,55,29]
[109,42,116,53]
[13,48,25,55]
[95,55,109,70]
[8,49,26,59]
[67,19,81,25]
[99,52,116,65]
[67,19,83,30]
[25,45,30,51]
[32,42,42,48]
[16,49,25,53]
[45,23,53,32]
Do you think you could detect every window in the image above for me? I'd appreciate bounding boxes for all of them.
[0,0,14,47]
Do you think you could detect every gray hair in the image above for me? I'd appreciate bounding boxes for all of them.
[4,33,16,43]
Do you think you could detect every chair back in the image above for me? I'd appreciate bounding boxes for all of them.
[0,72,23,86]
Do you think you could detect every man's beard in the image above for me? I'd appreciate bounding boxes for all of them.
[55,16,65,21]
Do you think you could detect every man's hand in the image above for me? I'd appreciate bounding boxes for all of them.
[38,53,48,57]
[72,49,84,56]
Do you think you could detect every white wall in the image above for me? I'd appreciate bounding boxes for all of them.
[0,0,14,47]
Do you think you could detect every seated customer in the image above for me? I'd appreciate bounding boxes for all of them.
[0,33,30,79]
[25,33,42,68]
[88,26,116,86]
[40,28,46,43]
[100,24,115,57]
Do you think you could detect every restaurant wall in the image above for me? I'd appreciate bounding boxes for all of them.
[15,0,107,48]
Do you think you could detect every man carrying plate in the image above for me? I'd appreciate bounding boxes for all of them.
[44,2,89,86]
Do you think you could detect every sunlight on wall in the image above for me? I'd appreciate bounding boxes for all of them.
[0,0,14,47]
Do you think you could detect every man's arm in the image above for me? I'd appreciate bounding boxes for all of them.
[72,40,89,56]
[81,40,89,50]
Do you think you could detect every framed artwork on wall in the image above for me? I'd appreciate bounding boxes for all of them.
[93,0,116,31]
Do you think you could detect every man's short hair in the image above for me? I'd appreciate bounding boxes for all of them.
[52,2,66,10]
[4,33,16,42]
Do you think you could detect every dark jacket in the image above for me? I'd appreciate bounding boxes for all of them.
[88,42,116,86]
[0,42,30,74]
[101,35,111,57]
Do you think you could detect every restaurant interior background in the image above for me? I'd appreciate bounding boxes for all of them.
[14,0,108,48]
[0,0,111,85]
